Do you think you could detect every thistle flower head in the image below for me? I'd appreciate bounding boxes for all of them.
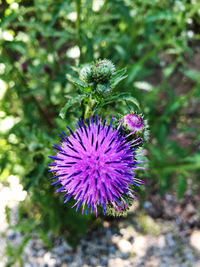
[122,113,144,132]
[48,116,144,215]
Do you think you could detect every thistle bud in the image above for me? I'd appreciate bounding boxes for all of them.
[122,113,144,132]
[91,59,115,83]
[79,65,93,83]
[122,113,149,143]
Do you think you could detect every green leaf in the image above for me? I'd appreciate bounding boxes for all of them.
[59,96,82,119]
[163,61,178,78]
[5,41,26,55]
[111,74,128,89]
[161,95,185,118]
[181,69,200,82]
[176,176,187,201]
[5,206,11,224]
[105,93,140,109]
[38,229,52,249]
[111,68,127,80]
[24,157,45,191]
[66,74,91,93]
[110,68,127,88]
[93,93,140,114]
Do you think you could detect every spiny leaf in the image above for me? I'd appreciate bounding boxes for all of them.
[111,74,128,89]
[66,74,91,93]
[110,67,127,88]
[59,96,82,119]
[105,93,140,109]
[111,67,127,80]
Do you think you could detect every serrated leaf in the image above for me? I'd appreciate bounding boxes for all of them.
[110,67,127,87]
[66,74,91,93]
[111,75,128,89]
[112,68,127,80]
[93,93,140,113]
[105,93,140,109]
[59,96,82,119]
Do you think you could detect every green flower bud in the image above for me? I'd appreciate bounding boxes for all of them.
[91,59,116,83]
[79,65,93,83]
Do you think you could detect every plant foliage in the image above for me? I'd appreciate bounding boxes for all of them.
[1,0,200,265]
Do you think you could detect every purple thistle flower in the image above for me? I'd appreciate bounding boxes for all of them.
[43,65,52,74]
[48,116,144,215]
[21,62,27,73]
[122,114,144,132]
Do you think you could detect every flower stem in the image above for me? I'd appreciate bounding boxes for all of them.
[75,0,83,63]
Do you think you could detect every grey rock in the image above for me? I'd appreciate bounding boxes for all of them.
[100,257,108,266]
[185,252,194,261]
[52,245,68,256]
[65,255,73,263]
[108,245,116,254]
[37,249,45,257]
[121,252,130,259]
[166,233,176,248]
[6,229,17,240]
[88,256,98,266]
[24,263,34,267]
[143,201,152,210]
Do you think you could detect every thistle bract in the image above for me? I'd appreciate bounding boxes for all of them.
[48,116,144,215]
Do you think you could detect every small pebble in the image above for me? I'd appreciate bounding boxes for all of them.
[190,231,200,251]
[118,239,132,253]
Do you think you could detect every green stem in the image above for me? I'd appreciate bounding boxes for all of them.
[75,0,83,63]
[84,102,91,120]
[83,96,98,120]
[151,162,200,173]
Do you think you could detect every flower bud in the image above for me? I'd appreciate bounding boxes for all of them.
[122,113,144,132]
[91,59,115,83]
[122,113,149,142]
[79,65,92,83]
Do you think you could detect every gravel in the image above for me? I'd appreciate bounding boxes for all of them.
[1,178,200,267]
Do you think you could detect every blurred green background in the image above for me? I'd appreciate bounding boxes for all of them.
[1,0,200,257]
